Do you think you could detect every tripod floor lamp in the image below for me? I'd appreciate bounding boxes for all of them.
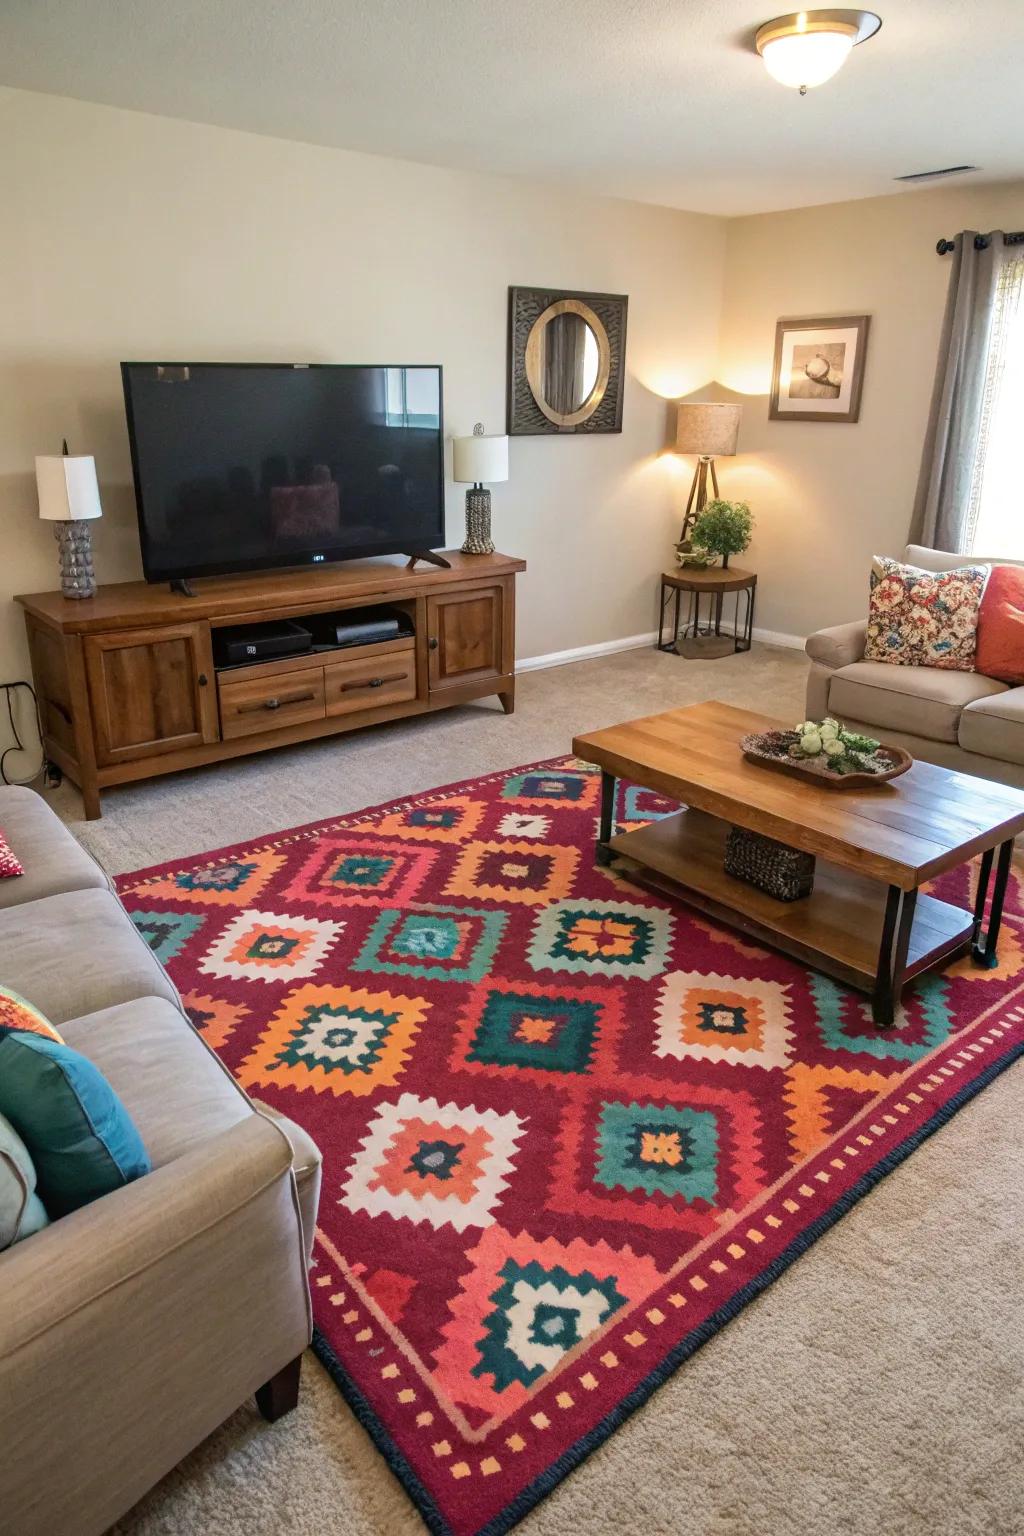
[674,402,742,550]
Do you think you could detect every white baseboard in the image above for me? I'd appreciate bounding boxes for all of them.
[517,632,657,673]
[752,626,805,651]
[517,626,805,673]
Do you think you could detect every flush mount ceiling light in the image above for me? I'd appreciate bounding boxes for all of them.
[755,10,881,94]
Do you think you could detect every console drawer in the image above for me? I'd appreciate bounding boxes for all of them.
[325,646,417,717]
[219,666,326,739]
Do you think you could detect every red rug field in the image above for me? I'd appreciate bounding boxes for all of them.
[117,757,1024,1536]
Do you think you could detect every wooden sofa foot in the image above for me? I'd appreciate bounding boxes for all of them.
[255,1354,302,1422]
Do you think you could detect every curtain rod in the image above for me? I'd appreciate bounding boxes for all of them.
[936,232,1024,255]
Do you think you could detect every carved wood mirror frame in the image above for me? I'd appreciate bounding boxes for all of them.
[507,286,628,435]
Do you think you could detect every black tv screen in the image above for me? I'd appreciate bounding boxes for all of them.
[121,362,445,582]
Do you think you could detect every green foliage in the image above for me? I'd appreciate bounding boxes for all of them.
[691,499,753,559]
[789,717,881,775]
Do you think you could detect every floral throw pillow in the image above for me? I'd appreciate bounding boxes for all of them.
[864,556,989,671]
[0,830,22,879]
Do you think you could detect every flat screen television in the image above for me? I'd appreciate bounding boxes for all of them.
[121,362,445,583]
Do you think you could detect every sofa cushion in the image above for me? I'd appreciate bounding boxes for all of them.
[975,564,1024,684]
[59,1002,322,1245]
[864,556,988,671]
[0,1028,151,1217]
[0,786,111,910]
[958,688,1024,767]
[0,1110,49,1248]
[828,661,1007,743]
[60,998,252,1171]
[0,888,180,1024]
[0,829,24,880]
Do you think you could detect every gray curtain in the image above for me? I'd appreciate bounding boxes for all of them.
[910,231,1012,553]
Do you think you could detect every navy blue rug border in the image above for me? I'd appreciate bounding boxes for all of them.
[311,1029,1024,1536]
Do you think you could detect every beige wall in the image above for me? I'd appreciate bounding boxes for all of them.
[717,180,1024,640]
[0,86,725,687]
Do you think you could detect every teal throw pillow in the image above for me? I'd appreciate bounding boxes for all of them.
[0,1109,49,1248]
[0,1027,151,1217]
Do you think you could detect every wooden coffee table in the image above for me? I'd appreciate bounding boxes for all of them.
[573,700,1024,1024]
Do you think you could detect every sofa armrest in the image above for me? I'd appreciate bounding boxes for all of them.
[0,1115,311,1536]
[805,619,868,671]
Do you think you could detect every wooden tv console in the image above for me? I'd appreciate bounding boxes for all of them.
[16,551,525,820]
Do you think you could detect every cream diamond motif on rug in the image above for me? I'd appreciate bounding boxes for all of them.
[654,970,795,1069]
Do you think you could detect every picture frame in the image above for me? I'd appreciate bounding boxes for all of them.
[769,314,870,423]
[507,286,628,435]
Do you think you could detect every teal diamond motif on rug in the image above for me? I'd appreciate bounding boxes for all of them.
[129,909,206,962]
[329,854,396,888]
[353,905,507,982]
[272,999,401,1076]
[466,989,602,1074]
[594,1099,719,1202]
[472,1257,628,1392]
[810,973,954,1061]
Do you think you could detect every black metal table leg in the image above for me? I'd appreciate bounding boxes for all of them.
[596,770,616,867]
[972,838,1013,968]
[872,884,918,1025]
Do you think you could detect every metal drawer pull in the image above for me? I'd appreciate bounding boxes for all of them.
[237,690,317,715]
[339,672,408,693]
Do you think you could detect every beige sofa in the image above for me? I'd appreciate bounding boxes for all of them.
[805,544,1024,789]
[0,786,322,1536]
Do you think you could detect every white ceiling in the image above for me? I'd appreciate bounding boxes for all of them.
[1,0,1022,216]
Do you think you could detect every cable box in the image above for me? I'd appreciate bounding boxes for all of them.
[214,620,312,667]
[309,607,414,651]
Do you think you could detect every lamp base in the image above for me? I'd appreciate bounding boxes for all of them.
[461,487,495,555]
[676,455,719,549]
[54,520,96,599]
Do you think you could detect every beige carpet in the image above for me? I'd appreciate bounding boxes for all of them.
[47,645,1022,1536]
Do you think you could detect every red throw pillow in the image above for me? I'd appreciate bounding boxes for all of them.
[975,564,1024,683]
[0,830,23,879]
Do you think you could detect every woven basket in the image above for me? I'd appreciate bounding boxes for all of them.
[724,825,815,902]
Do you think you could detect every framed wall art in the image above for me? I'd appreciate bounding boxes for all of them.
[769,314,870,423]
[507,286,628,435]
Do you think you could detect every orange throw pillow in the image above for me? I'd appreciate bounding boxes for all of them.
[975,564,1024,683]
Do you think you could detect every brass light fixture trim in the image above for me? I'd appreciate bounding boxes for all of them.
[755,10,882,94]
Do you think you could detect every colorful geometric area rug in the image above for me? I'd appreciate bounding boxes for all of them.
[117,758,1024,1536]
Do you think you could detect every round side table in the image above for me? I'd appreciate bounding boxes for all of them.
[657,565,756,656]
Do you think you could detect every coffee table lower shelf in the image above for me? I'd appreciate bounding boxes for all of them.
[607,809,974,1013]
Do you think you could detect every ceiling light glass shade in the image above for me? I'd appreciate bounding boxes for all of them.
[755,11,881,93]
[760,29,853,88]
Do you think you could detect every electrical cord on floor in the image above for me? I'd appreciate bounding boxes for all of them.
[1,680,46,786]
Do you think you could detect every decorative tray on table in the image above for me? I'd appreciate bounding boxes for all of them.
[740,724,912,791]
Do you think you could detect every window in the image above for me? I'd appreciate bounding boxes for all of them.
[967,254,1024,557]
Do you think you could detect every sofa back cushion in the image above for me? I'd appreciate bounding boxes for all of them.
[865,556,988,671]
[0,1026,151,1216]
[0,1110,49,1248]
[903,544,1024,573]
[975,563,1024,684]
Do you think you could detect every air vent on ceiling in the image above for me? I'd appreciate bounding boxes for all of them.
[894,165,978,183]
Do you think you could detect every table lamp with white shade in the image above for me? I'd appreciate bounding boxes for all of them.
[36,443,102,599]
[674,402,742,551]
[452,423,508,555]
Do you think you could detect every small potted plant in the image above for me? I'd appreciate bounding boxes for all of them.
[688,499,753,569]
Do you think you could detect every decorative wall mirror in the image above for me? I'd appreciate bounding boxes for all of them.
[507,286,628,435]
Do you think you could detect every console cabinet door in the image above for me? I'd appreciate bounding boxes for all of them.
[427,585,506,691]
[84,623,219,766]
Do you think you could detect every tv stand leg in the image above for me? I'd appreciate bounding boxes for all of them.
[170,578,197,597]
[498,685,515,716]
[404,551,452,571]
